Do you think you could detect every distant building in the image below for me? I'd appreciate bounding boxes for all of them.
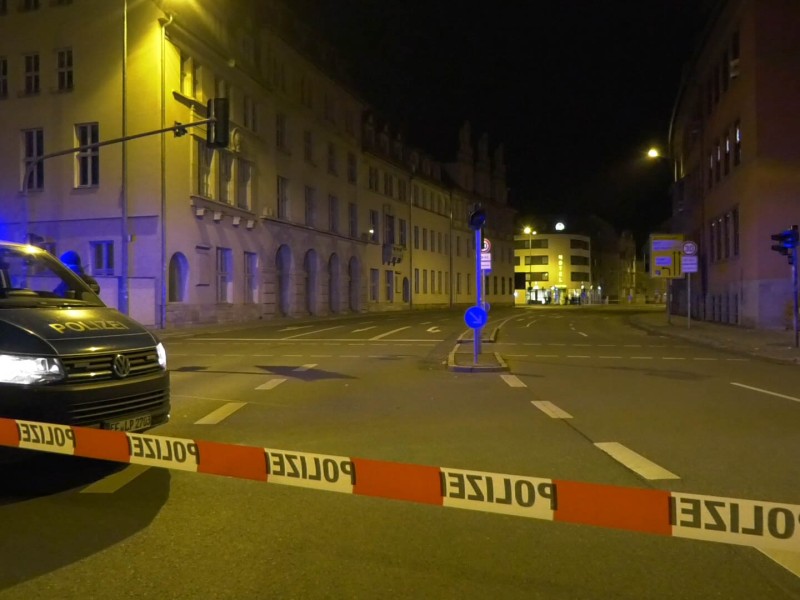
[0,0,515,327]
[669,0,800,328]
[513,230,593,305]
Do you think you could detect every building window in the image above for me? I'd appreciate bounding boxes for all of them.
[90,241,114,276]
[368,166,379,191]
[23,128,44,191]
[276,113,288,152]
[422,228,428,251]
[168,253,188,302]
[218,151,233,204]
[422,269,428,293]
[526,256,549,265]
[180,51,190,95]
[328,194,339,233]
[304,186,316,227]
[724,212,731,259]
[196,138,213,198]
[277,176,289,219]
[570,272,590,282]
[369,268,379,301]
[237,159,252,210]
[347,152,357,184]
[56,48,73,91]
[348,202,357,237]
[303,130,313,163]
[243,95,256,131]
[24,53,39,95]
[385,270,393,302]
[733,121,742,166]
[75,123,99,187]
[0,57,7,99]
[215,247,232,303]
[191,60,202,100]
[732,207,740,256]
[399,219,407,247]
[570,255,589,266]
[414,226,419,250]
[21,0,40,11]
[414,268,419,294]
[530,239,548,249]
[327,142,337,175]
[369,209,379,242]
[244,251,258,304]
[723,130,731,175]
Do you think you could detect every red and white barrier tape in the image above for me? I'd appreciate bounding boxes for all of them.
[1,417,797,552]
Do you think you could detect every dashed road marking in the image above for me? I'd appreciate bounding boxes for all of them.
[256,379,287,390]
[81,465,150,494]
[294,364,317,372]
[501,374,526,388]
[195,402,247,425]
[370,326,411,340]
[594,442,680,480]
[531,401,573,419]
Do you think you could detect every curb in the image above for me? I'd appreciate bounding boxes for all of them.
[446,349,509,373]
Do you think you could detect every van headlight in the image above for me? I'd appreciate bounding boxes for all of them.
[0,354,65,385]
[156,343,167,369]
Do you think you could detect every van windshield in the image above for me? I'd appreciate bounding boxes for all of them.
[0,243,104,307]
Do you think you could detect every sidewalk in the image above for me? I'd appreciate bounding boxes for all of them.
[628,310,800,365]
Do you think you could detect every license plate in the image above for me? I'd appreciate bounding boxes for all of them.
[106,415,152,432]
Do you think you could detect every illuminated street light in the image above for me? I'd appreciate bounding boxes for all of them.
[523,226,536,303]
[555,222,565,231]
[647,147,662,159]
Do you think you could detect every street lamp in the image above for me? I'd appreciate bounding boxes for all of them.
[523,226,536,303]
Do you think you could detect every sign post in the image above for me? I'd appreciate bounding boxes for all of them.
[468,207,487,365]
[650,234,685,324]
[681,241,698,329]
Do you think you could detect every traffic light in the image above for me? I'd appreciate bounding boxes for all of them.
[468,206,486,231]
[206,98,230,148]
[771,225,799,263]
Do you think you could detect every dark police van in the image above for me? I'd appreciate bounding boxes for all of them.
[0,241,169,453]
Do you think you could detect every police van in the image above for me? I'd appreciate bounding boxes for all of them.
[0,241,169,454]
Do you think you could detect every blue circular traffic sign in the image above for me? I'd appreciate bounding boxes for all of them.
[464,305,488,329]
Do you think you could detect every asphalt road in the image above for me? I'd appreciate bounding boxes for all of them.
[1,306,798,599]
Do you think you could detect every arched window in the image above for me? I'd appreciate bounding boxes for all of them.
[168,252,189,302]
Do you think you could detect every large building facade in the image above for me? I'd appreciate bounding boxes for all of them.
[513,231,592,305]
[0,0,516,328]
[668,0,800,328]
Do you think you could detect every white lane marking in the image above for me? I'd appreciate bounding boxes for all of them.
[662,357,685,360]
[623,344,642,347]
[190,337,446,343]
[525,319,538,328]
[279,325,312,331]
[731,382,800,403]
[505,354,528,357]
[692,357,716,361]
[81,465,150,494]
[256,379,287,390]
[598,356,623,359]
[294,364,317,372]
[309,355,332,358]
[597,344,616,347]
[630,356,654,360]
[535,354,559,358]
[283,326,343,339]
[195,402,247,425]
[352,326,376,332]
[566,355,591,359]
[523,342,542,346]
[501,374,526,388]
[253,354,274,357]
[370,326,411,340]
[531,401,573,419]
[577,332,588,337]
[427,326,441,333]
[758,548,800,578]
[594,442,680,480]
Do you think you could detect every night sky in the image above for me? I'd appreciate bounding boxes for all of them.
[297,1,715,246]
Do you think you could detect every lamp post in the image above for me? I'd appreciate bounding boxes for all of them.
[523,226,536,303]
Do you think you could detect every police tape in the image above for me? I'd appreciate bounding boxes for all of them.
[1,417,798,552]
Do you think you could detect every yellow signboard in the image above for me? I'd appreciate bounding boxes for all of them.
[649,233,685,279]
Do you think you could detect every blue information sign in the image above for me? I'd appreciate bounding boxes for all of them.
[464,305,488,329]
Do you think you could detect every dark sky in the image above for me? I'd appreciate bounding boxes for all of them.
[297,1,714,245]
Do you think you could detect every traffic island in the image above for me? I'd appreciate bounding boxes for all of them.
[446,344,509,372]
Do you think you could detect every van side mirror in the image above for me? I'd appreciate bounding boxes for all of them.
[82,274,100,294]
